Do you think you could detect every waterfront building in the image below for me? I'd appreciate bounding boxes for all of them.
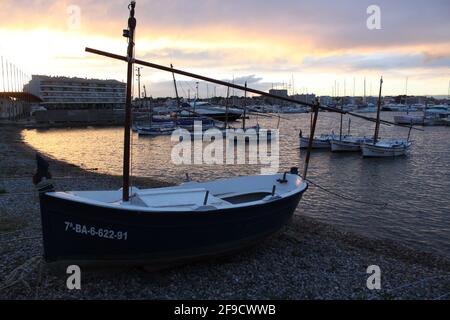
[291,93,316,104]
[24,75,126,110]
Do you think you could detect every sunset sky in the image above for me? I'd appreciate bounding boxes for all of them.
[0,0,449,98]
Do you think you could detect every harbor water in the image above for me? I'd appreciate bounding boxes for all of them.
[22,112,450,258]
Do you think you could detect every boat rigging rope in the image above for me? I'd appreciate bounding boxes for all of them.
[305,178,388,207]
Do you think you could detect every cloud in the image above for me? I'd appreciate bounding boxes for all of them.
[1,0,449,96]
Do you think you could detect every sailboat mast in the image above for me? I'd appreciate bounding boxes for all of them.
[136,67,141,99]
[170,63,181,111]
[303,100,320,180]
[448,80,450,99]
[339,98,343,140]
[225,86,230,129]
[364,77,366,104]
[405,76,408,105]
[373,76,383,144]
[242,82,247,130]
[122,1,136,202]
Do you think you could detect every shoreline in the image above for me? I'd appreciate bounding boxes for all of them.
[0,127,449,299]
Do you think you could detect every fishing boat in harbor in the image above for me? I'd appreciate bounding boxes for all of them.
[33,2,309,265]
[361,77,412,158]
[393,114,424,125]
[181,101,243,121]
[423,105,450,126]
[329,106,372,152]
[361,139,412,157]
[331,136,373,152]
[299,132,333,149]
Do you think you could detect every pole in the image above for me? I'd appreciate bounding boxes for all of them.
[6,61,10,92]
[373,76,383,145]
[364,77,366,104]
[136,66,141,99]
[170,63,181,111]
[448,80,450,99]
[1,57,5,92]
[122,1,136,202]
[242,81,247,130]
[196,82,199,100]
[303,100,320,180]
[339,99,343,140]
[225,86,230,129]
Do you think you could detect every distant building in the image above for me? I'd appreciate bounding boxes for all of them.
[268,89,288,98]
[291,94,316,105]
[24,75,126,110]
[319,96,333,105]
[268,89,288,104]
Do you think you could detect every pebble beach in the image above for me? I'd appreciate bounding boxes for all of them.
[1,127,449,300]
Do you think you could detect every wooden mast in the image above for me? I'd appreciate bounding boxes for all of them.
[339,98,343,140]
[122,1,136,202]
[303,100,320,180]
[171,63,181,111]
[242,81,247,130]
[373,76,383,145]
[225,86,230,129]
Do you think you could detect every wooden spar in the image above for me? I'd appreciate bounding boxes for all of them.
[170,63,181,111]
[339,98,343,140]
[84,48,423,132]
[303,100,320,180]
[225,86,230,128]
[242,81,247,130]
[373,76,383,145]
[122,1,136,202]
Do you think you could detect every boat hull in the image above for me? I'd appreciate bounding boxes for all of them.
[330,140,361,152]
[361,143,410,157]
[393,115,424,125]
[299,137,330,149]
[39,188,306,265]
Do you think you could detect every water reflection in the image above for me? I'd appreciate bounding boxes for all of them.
[22,112,450,257]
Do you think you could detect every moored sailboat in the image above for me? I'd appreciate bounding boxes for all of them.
[361,77,412,157]
[299,133,333,149]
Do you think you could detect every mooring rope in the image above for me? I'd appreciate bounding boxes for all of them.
[305,178,388,207]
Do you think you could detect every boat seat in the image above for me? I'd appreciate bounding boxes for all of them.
[135,188,230,209]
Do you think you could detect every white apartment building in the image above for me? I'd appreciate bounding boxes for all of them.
[24,75,126,110]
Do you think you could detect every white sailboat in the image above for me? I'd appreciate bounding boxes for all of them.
[299,132,334,149]
[361,139,412,157]
[330,107,372,152]
[331,136,373,152]
[361,77,412,158]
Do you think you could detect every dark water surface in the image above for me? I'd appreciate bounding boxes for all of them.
[22,112,450,258]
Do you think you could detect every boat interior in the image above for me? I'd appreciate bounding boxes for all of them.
[49,173,307,212]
